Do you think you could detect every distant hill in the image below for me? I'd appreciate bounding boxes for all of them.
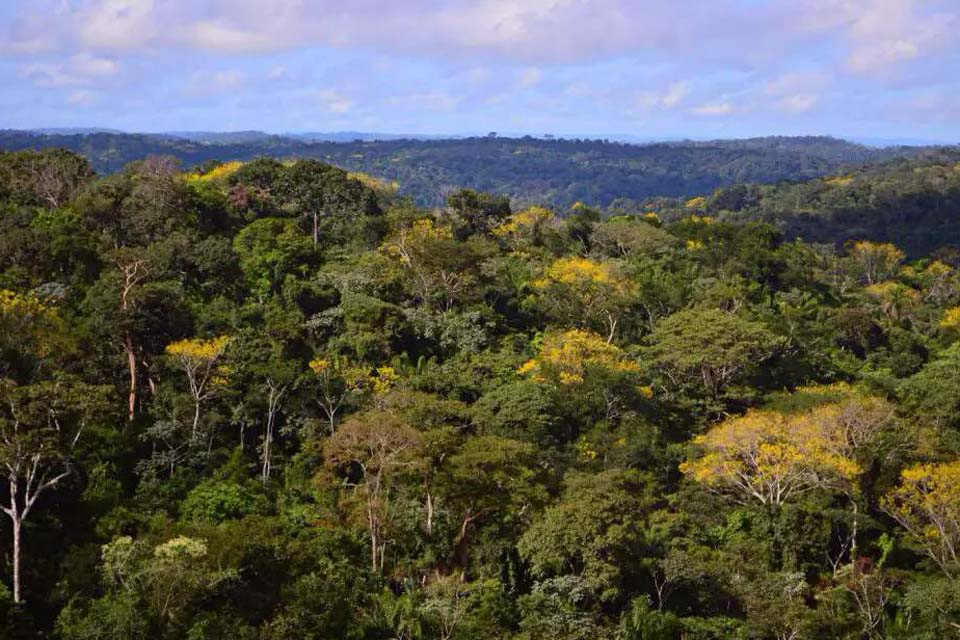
[158,130,279,144]
[287,131,457,142]
[29,127,125,135]
[0,130,934,208]
[686,149,960,256]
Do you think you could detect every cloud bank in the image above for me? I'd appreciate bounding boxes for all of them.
[1,0,958,138]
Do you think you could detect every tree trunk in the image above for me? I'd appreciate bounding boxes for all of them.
[369,508,379,573]
[605,311,617,343]
[425,491,434,536]
[261,382,286,484]
[125,333,137,422]
[191,399,201,438]
[851,499,859,565]
[313,211,319,246]
[261,421,272,484]
[11,514,21,605]
[455,512,474,571]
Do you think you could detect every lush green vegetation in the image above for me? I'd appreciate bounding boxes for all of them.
[4,148,960,639]
[0,130,933,208]
[617,149,960,258]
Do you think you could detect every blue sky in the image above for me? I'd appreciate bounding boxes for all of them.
[2,0,959,139]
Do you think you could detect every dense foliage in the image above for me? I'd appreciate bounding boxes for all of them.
[635,149,960,257]
[0,131,932,208]
[3,148,960,638]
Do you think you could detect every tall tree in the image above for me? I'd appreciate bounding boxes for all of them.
[0,377,109,604]
[324,410,424,572]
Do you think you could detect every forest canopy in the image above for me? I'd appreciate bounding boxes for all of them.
[2,148,960,638]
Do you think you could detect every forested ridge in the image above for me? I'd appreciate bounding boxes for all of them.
[675,148,960,257]
[0,130,936,209]
[4,148,960,639]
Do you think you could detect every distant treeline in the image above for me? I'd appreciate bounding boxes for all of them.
[0,130,937,208]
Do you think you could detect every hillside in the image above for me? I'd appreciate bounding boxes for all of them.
[679,149,960,256]
[0,130,930,208]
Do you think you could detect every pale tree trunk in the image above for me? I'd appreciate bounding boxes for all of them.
[125,333,137,423]
[318,393,340,435]
[11,516,21,605]
[368,506,379,573]
[261,423,272,484]
[605,310,617,344]
[2,459,72,605]
[851,499,859,564]
[261,380,287,484]
[425,491,434,536]
[191,399,201,439]
[117,258,149,423]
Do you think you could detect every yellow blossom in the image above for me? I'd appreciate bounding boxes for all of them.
[186,161,243,184]
[518,329,640,387]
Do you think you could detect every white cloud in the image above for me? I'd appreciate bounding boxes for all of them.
[79,0,158,50]
[267,65,289,80]
[5,0,959,75]
[388,92,463,111]
[3,0,960,133]
[846,39,920,74]
[314,89,354,114]
[67,89,97,105]
[763,70,828,113]
[188,20,274,54]
[690,102,736,116]
[467,67,492,84]
[21,53,120,87]
[70,53,120,78]
[776,93,819,113]
[765,70,830,96]
[795,0,958,75]
[636,82,688,110]
[183,69,247,97]
[518,67,542,88]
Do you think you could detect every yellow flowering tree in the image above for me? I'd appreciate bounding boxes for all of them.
[919,260,959,306]
[309,357,368,433]
[519,329,640,386]
[863,281,919,321]
[532,256,637,342]
[940,306,960,336]
[492,206,557,249]
[381,218,482,310]
[0,289,69,377]
[849,241,905,285]
[519,329,642,430]
[186,161,244,184]
[165,336,232,436]
[347,171,399,198]
[680,408,860,508]
[883,461,960,579]
[683,388,904,567]
[309,357,399,430]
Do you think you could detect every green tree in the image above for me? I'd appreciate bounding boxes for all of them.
[519,469,659,602]
[0,377,109,604]
[644,308,783,404]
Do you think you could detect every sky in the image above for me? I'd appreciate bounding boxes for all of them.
[1,0,959,140]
